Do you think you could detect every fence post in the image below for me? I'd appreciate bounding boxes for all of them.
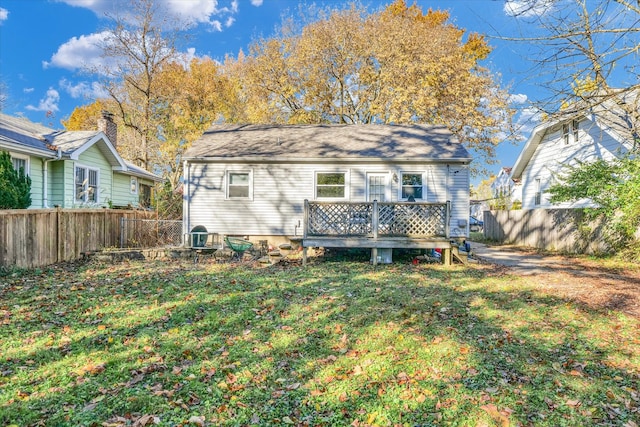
[120,217,124,248]
[303,200,309,239]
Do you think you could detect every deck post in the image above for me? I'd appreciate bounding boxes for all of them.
[372,200,379,239]
[371,200,379,265]
[445,200,451,238]
[303,200,309,266]
[303,199,309,239]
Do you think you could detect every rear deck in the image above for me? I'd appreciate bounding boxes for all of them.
[302,200,460,265]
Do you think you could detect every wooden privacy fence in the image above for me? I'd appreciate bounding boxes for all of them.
[0,208,157,268]
[483,208,608,254]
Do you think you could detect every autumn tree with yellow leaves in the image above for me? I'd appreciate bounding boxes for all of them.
[223,0,515,171]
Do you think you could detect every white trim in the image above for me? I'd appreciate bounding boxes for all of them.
[9,152,30,176]
[398,171,426,201]
[225,169,253,200]
[314,170,350,201]
[74,163,101,204]
[130,176,138,195]
[365,172,391,202]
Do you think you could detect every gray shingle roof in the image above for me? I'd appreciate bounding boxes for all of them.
[184,124,471,162]
[0,113,59,156]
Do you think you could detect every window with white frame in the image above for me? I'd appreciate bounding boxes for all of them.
[227,170,252,199]
[10,153,29,176]
[401,172,423,200]
[572,119,580,142]
[534,178,542,206]
[315,172,346,199]
[130,176,138,194]
[75,165,99,203]
[563,120,580,145]
[562,123,570,145]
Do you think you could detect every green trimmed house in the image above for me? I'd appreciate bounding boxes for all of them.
[0,112,162,209]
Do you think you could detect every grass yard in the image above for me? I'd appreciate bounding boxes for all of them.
[1,256,639,426]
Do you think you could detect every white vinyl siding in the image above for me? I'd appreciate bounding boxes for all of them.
[184,161,469,238]
[519,117,626,209]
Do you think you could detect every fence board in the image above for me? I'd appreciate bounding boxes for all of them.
[483,209,609,254]
[0,208,158,268]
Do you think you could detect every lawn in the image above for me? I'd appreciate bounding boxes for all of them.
[1,255,639,426]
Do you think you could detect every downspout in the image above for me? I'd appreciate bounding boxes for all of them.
[43,148,62,208]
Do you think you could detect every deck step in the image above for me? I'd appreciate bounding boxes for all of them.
[451,246,468,265]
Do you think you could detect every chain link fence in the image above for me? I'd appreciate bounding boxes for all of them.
[120,218,183,248]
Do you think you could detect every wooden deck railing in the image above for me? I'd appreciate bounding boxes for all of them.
[303,200,451,239]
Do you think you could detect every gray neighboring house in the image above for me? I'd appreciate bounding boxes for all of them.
[183,124,472,261]
[0,112,162,209]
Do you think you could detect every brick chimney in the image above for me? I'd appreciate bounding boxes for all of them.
[97,111,117,148]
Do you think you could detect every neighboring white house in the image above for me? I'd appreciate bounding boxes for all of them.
[182,124,472,250]
[490,167,522,208]
[511,107,636,210]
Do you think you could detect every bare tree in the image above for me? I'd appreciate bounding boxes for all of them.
[90,0,188,170]
[507,0,640,144]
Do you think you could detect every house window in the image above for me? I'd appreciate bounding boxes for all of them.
[75,166,99,203]
[534,178,542,206]
[139,184,152,208]
[10,153,29,176]
[563,120,579,145]
[316,172,346,199]
[227,171,252,199]
[130,177,138,194]
[572,119,579,142]
[401,173,423,199]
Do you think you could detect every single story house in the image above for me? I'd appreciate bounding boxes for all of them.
[0,112,162,209]
[511,96,636,209]
[182,124,472,263]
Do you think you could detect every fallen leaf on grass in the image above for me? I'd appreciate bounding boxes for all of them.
[132,414,159,426]
[480,404,510,427]
[187,415,205,426]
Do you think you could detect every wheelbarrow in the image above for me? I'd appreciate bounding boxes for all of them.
[224,236,254,260]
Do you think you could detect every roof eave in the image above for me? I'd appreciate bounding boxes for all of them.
[183,156,472,164]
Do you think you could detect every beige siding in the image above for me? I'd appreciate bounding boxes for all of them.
[185,161,470,238]
[521,118,630,209]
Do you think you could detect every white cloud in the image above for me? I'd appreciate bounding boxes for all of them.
[515,106,542,137]
[0,7,8,24]
[225,16,235,28]
[60,78,109,100]
[26,88,60,113]
[504,0,554,18]
[58,0,240,31]
[509,93,528,104]
[43,31,111,72]
[23,87,35,94]
[250,0,263,6]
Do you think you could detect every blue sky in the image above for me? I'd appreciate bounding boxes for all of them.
[0,0,549,179]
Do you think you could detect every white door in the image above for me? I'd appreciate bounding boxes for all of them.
[367,173,390,202]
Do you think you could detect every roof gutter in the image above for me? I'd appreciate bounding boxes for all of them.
[182,156,473,164]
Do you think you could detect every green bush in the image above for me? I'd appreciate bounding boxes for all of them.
[0,151,32,209]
